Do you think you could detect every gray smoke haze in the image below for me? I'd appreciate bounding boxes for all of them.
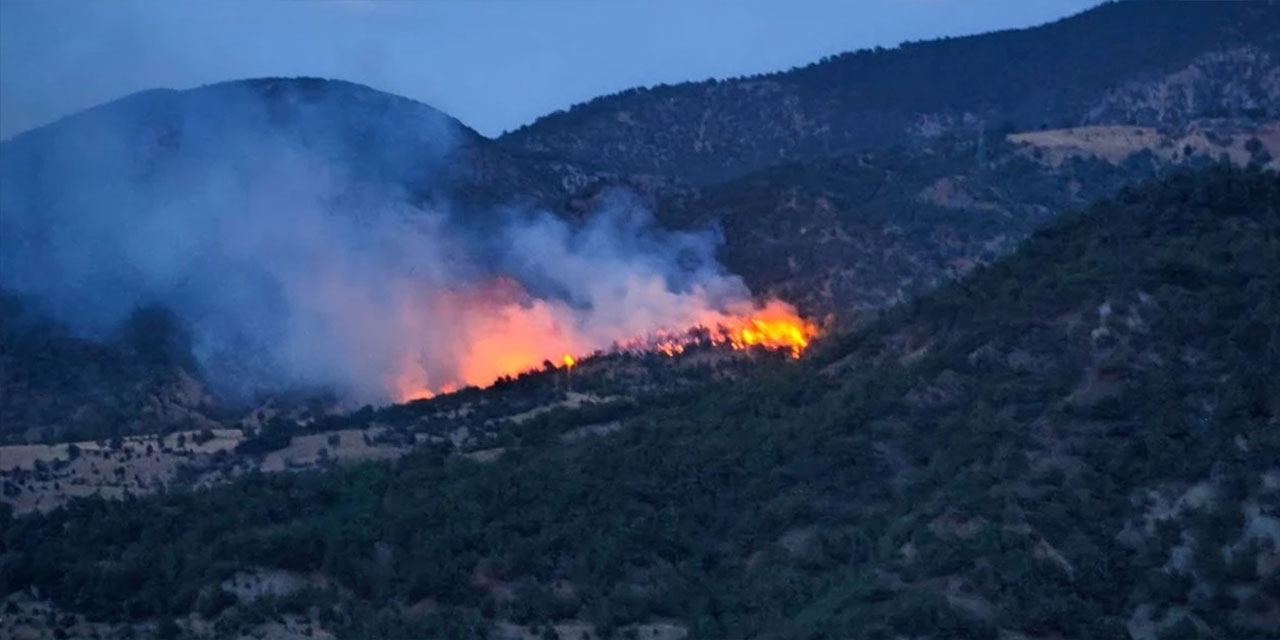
[0,80,759,403]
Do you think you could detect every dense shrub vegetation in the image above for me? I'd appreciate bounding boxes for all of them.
[505,3,1280,180]
[3,167,1277,638]
[0,299,212,444]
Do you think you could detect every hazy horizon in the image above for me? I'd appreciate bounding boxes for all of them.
[0,0,1100,140]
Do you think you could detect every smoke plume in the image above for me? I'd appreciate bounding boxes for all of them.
[0,79,802,404]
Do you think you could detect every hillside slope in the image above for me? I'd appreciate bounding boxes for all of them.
[4,166,1276,639]
[4,7,1279,446]
[643,121,1278,316]
[0,296,221,445]
[500,2,1280,182]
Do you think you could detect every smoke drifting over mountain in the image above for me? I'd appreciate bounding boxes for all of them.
[0,80,798,403]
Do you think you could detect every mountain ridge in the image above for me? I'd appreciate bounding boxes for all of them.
[499,1,1280,182]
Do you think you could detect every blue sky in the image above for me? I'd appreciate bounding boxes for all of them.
[0,0,1100,139]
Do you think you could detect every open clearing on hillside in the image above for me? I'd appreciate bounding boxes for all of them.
[0,426,404,514]
[1007,122,1280,167]
[0,391,628,514]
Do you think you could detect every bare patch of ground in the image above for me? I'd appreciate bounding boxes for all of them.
[559,420,624,442]
[0,425,405,514]
[503,391,618,425]
[259,428,403,472]
[1,378,646,514]
[462,447,507,463]
[917,175,1005,211]
[1007,121,1280,168]
[1,590,340,640]
[495,620,687,640]
[0,429,243,514]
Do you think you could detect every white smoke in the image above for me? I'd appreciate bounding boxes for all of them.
[0,79,759,403]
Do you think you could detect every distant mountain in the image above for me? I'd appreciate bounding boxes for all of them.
[0,77,598,215]
[499,2,1280,183]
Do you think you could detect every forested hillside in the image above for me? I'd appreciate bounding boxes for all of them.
[501,2,1280,182]
[652,132,1181,314]
[0,295,222,445]
[3,3,1278,462]
[4,4,1280,637]
[4,167,1276,639]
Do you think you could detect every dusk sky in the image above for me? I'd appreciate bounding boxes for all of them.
[0,0,1100,140]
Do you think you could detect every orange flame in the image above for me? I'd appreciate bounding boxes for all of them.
[387,279,817,403]
[646,299,818,360]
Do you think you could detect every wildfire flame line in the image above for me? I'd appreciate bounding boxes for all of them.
[394,301,816,403]
[634,316,817,360]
